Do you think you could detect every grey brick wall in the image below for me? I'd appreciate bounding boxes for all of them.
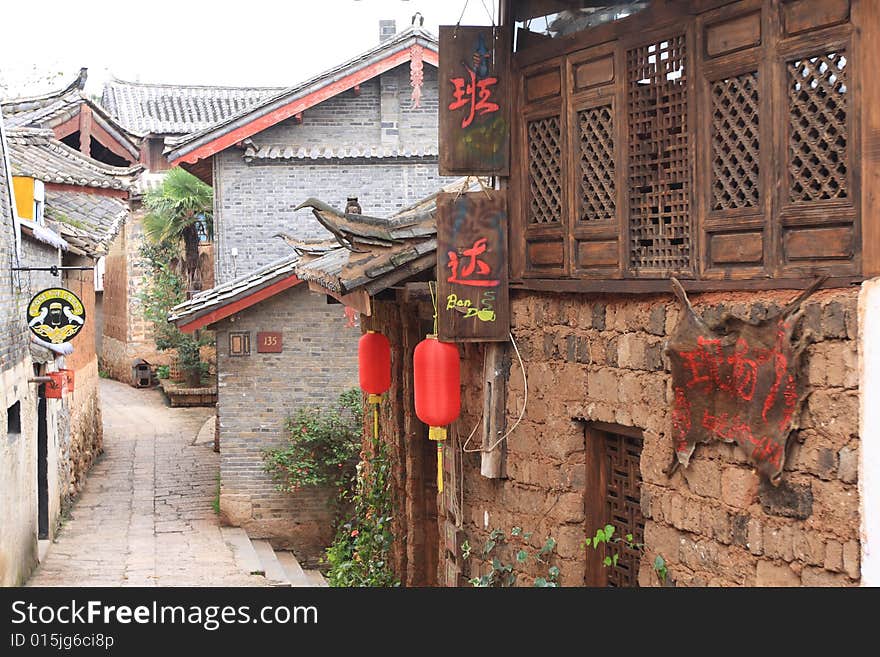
[215,283,360,559]
[213,62,453,283]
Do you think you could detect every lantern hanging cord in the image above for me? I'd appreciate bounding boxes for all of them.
[480,0,496,26]
[428,281,438,335]
[461,330,528,453]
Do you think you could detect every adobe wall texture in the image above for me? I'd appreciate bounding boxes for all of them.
[373,286,861,587]
[101,206,174,382]
[213,64,454,284]
[62,259,102,502]
[214,284,360,564]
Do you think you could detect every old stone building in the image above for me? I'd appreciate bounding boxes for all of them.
[294,0,878,587]
[166,22,453,562]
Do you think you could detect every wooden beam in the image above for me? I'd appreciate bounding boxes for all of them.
[857,0,880,276]
[172,47,438,166]
[481,342,510,479]
[510,276,864,295]
[307,282,372,316]
[44,183,128,199]
[177,275,301,333]
[52,114,81,140]
[89,118,138,163]
[78,105,92,157]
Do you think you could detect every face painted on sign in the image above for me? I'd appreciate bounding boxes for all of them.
[27,288,86,344]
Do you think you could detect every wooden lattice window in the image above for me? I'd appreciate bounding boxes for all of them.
[578,105,615,222]
[627,35,691,271]
[527,116,563,224]
[787,51,848,203]
[711,72,760,210]
[585,424,645,587]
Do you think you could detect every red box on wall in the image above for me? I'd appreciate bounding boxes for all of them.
[44,369,74,399]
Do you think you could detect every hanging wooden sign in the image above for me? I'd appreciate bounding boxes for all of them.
[437,191,509,342]
[439,25,510,177]
[27,288,86,344]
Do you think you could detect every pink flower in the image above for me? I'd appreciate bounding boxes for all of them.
[351,529,359,537]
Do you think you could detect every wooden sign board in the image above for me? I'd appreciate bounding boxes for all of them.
[439,25,510,176]
[437,191,509,342]
[257,331,282,353]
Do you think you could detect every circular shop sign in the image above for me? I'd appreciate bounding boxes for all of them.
[27,288,86,344]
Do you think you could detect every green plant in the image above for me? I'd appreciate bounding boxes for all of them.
[139,239,212,387]
[98,368,110,379]
[462,527,560,587]
[212,475,220,515]
[262,389,362,493]
[156,365,170,379]
[324,435,397,587]
[143,167,213,292]
[586,524,669,585]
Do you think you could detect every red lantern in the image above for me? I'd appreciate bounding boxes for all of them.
[414,335,460,493]
[359,331,391,399]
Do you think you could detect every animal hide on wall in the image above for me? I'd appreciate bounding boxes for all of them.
[665,278,824,484]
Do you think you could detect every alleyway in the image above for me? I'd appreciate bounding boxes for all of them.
[28,379,266,587]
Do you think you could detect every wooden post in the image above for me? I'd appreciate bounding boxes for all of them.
[78,105,92,157]
[480,342,510,478]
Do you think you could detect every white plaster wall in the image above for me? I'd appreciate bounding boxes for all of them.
[860,277,880,586]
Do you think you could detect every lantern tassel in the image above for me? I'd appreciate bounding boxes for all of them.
[437,441,443,494]
[368,393,381,447]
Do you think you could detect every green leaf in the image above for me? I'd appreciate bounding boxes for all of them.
[482,540,496,556]
[626,533,633,543]
[516,549,528,563]
[612,554,619,567]
[491,558,503,572]
[604,525,615,541]
[523,532,533,541]
[548,566,560,580]
[534,577,548,587]
[505,573,517,587]
[654,555,666,570]
[540,537,557,555]
[593,528,606,546]
[511,527,522,536]
[603,556,612,567]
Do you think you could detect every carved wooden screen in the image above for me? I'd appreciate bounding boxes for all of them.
[512,0,863,286]
[585,425,645,587]
[627,35,691,274]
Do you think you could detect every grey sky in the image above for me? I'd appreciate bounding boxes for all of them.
[0,0,495,97]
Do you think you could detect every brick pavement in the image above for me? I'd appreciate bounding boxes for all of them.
[28,379,266,587]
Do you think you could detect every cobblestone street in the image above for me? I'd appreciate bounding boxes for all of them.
[28,379,266,587]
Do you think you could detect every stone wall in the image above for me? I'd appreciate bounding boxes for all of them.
[215,284,360,564]
[373,286,862,587]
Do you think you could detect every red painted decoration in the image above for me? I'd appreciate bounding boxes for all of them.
[413,335,460,427]
[359,331,391,395]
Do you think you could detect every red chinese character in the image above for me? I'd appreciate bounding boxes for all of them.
[448,67,500,129]
[447,238,499,288]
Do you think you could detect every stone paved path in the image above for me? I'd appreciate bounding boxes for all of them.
[29,379,266,587]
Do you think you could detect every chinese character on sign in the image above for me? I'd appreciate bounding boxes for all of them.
[447,238,500,287]
[447,33,500,129]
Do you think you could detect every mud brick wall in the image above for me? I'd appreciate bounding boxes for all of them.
[374,287,862,587]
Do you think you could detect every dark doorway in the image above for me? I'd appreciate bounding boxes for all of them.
[584,423,645,587]
[37,383,49,540]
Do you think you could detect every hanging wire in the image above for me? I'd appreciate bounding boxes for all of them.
[461,330,528,454]
[428,280,438,335]
[454,0,470,38]
[480,0,496,25]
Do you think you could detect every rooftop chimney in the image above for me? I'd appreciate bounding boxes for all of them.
[379,19,397,42]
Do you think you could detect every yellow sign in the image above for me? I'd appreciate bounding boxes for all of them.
[27,288,86,344]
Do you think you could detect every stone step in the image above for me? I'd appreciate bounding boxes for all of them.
[275,551,312,587]
[304,570,329,587]
[252,540,291,587]
[220,527,265,577]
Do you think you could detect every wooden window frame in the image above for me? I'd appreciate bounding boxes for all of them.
[510,0,869,292]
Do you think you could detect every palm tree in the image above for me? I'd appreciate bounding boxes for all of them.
[143,167,213,295]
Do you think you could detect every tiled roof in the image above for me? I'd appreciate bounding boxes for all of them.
[2,69,141,159]
[6,128,141,190]
[44,190,127,256]
[101,79,286,137]
[242,142,439,162]
[167,26,438,164]
[168,255,299,325]
[293,178,465,295]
